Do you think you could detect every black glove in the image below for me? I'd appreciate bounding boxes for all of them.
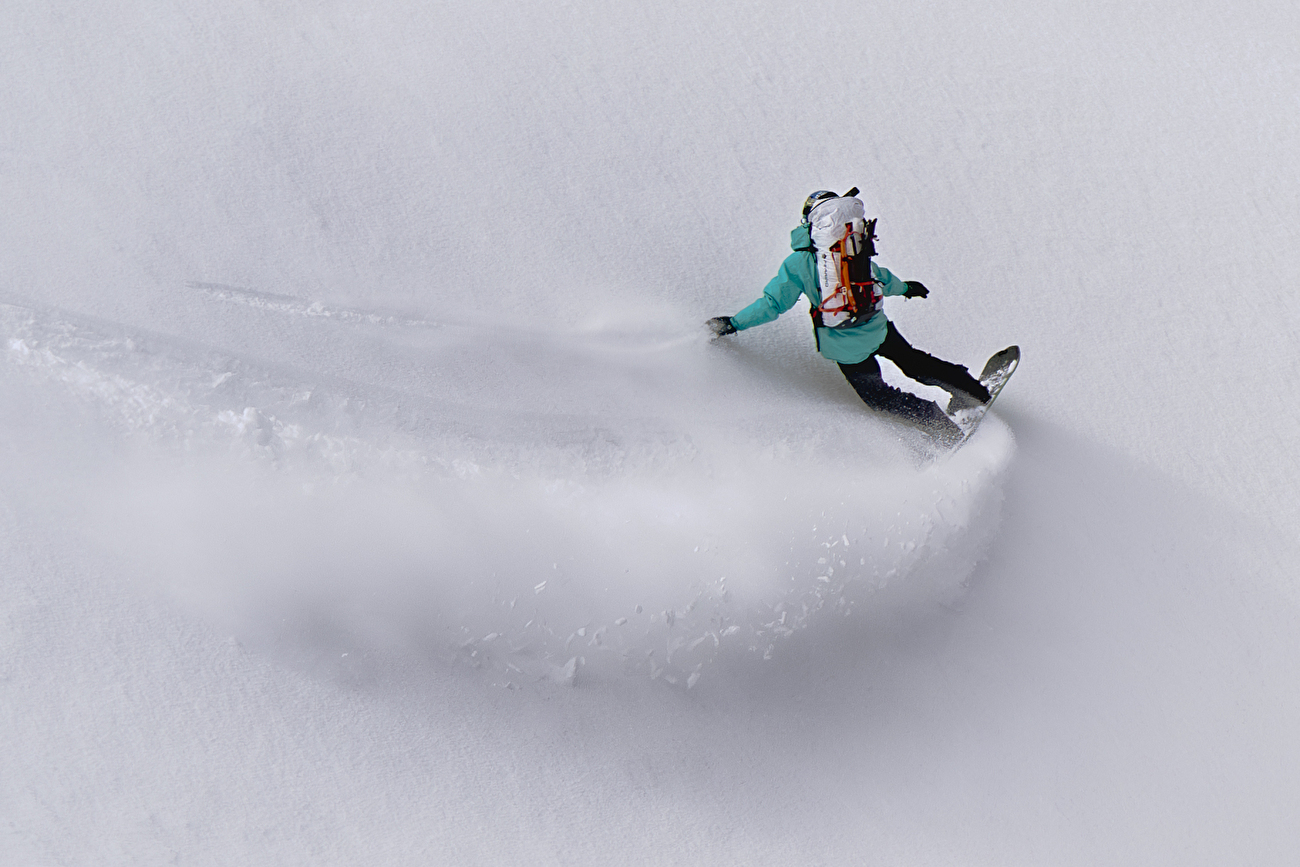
[706,316,737,337]
[903,281,929,299]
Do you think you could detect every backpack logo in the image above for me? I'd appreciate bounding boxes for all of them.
[807,195,880,329]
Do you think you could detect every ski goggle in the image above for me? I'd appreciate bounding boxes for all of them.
[801,191,838,223]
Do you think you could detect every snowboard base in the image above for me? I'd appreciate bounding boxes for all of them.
[946,345,1020,449]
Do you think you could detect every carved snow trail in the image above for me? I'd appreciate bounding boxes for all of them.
[2,298,1014,686]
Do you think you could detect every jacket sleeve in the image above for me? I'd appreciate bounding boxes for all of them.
[872,261,909,297]
[731,252,815,331]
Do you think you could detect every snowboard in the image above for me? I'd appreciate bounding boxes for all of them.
[946,345,1020,449]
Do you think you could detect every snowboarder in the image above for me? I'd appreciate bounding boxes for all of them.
[707,189,991,445]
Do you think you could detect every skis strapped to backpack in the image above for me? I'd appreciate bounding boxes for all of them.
[807,190,882,337]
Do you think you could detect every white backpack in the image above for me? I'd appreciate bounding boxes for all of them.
[806,195,881,329]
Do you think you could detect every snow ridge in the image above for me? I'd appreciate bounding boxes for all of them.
[189,282,442,329]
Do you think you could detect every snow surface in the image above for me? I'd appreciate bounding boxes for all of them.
[3,1,1300,864]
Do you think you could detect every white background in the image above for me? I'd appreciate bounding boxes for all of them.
[3,1,1299,863]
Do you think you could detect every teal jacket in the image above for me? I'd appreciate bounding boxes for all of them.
[730,223,910,364]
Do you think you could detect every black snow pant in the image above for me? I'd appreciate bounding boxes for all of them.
[838,322,989,431]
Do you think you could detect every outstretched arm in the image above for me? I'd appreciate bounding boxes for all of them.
[873,262,910,297]
[708,252,816,335]
[872,262,929,299]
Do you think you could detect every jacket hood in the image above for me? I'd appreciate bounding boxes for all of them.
[789,223,813,251]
